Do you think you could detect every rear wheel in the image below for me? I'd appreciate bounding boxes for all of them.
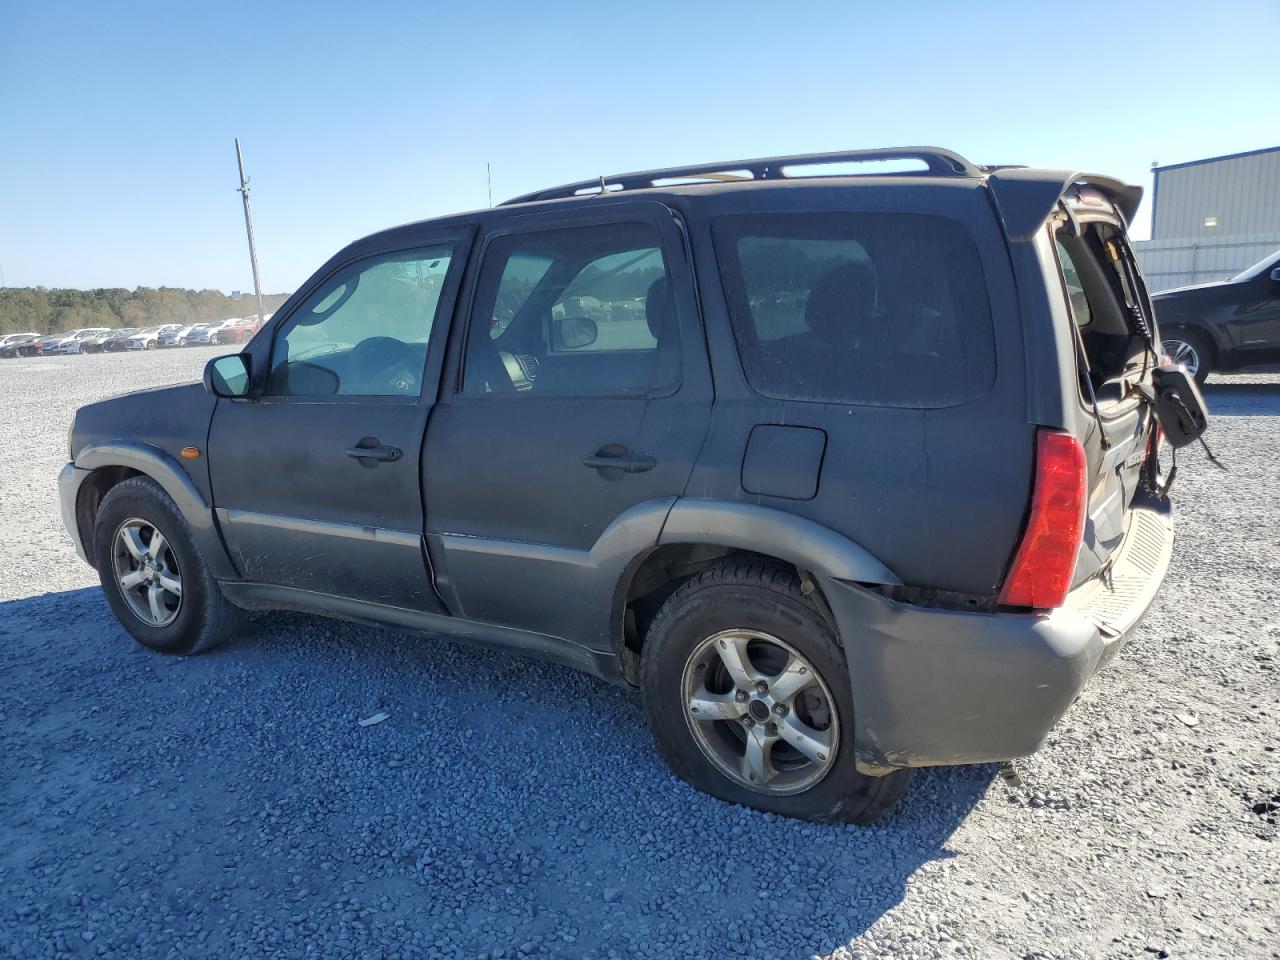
[1163,330,1212,384]
[93,476,245,655]
[640,560,911,823]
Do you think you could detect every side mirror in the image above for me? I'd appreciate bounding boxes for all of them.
[204,353,252,398]
[551,315,599,351]
[1269,266,1280,283]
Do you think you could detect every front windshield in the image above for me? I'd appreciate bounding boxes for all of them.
[1231,248,1280,282]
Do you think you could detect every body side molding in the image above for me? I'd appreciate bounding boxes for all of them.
[218,581,624,683]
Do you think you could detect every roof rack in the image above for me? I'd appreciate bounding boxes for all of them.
[501,146,982,206]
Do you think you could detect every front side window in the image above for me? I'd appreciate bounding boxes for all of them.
[714,213,996,408]
[463,222,677,397]
[267,246,452,397]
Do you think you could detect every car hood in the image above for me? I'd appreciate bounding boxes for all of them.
[1153,279,1236,299]
[70,382,215,462]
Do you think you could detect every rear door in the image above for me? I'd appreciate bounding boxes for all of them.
[423,203,712,644]
[208,230,469,611]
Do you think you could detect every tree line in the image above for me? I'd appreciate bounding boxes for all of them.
[0,286,293,336]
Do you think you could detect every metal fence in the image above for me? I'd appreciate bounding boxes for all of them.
[1133,234,1280,291]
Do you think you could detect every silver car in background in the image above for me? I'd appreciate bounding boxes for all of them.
[124,324,182,350]
[157,325,196,347]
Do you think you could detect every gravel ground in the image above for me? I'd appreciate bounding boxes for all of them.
[1,348,1277,960]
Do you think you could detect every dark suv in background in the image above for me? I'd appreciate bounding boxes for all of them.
[60,148,1189,823]
[1155,249,1280,382]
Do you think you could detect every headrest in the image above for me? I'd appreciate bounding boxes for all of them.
[645,277,672,341]
[804,261,877,340]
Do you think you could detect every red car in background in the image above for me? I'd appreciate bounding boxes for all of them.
[211,317,264,344]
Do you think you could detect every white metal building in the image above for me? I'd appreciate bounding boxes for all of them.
[1133,146,1280,291]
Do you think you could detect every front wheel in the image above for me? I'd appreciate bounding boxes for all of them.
[93,476,245,655]
[640,560,911,823]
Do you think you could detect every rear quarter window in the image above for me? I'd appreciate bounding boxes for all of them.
[713,212,996,407]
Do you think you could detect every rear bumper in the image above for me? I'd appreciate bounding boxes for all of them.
[826,494,1174,774]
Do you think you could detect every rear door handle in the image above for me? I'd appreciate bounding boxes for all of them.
[347,438,403,463]
[583,445,656,474]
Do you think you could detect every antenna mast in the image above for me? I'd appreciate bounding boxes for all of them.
[235,138,266,322]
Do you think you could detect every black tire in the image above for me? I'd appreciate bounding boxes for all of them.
[1163,329,1212,385]
[640,559,912,824]
[93,475,245,655]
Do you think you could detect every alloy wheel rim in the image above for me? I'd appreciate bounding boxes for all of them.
[111,518,183,627]
[681,629,839,796]
[1164,339,1199,377]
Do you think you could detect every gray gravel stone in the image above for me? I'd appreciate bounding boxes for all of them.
[0,350,1277,958]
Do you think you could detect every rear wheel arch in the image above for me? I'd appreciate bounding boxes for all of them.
[618,543,849,683]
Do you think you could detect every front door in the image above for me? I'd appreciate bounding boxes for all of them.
[208,234,468,611]
[1223,265,1280,363]
[423,204,713,646]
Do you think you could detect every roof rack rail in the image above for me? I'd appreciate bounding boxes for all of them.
[501,146,981,205]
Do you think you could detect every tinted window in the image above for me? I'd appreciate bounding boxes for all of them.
[268,246,452,397]
[463,222,677,397]
[714,213,995,408]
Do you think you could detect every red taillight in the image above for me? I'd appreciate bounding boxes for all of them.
[998,430,1087,610]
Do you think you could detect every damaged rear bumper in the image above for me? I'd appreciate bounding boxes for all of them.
[825,494,1174,775]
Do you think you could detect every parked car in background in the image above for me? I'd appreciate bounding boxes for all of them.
[79,328,137,354]
[59,147,1204,824]
[172,325,209,348]
[31,335,62,355]
[184,319,238,345]
[76,330,114,354]
[0,331,39,349]
[45,328,110,354]
[212,317,261,344]
[124,324,182,350]
[157,325,195,348]
[0,333,43,358]
[101,329,138,352]
[1154,248,1280,383]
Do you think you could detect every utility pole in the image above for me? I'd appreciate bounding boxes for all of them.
[235,138,266,321]
[487,162,493,208]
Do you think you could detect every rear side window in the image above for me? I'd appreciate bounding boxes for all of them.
[713,213,996,407]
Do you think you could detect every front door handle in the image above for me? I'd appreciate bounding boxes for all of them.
[347,437,403,464]
[583,444,656,474]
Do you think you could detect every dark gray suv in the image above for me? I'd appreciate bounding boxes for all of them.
[60,147,1188,822]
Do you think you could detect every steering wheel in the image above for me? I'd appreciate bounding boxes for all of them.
[349,337,419,395]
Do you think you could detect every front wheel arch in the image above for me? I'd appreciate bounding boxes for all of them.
[72,442,239,579]
[75,465,142,567]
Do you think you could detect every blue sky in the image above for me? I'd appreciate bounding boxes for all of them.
[2,0,1277,293]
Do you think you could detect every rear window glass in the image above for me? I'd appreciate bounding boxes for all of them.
[713,213,996,407]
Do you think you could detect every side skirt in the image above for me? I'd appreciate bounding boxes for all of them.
[217,581,625,685]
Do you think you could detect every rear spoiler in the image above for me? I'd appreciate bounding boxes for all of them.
[985,168,1143,241]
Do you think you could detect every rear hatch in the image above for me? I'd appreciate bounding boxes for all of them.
[1049,199,1161,586]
